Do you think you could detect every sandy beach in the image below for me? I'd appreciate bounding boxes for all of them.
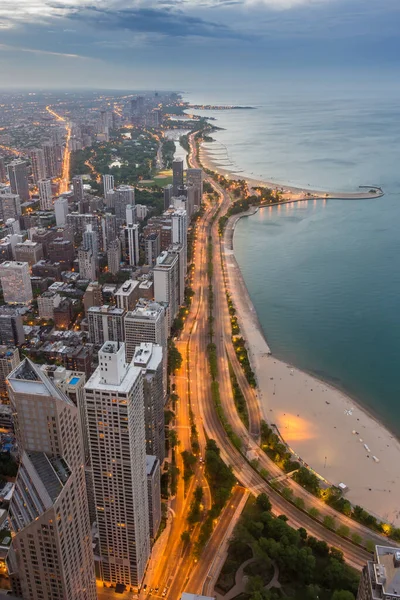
[211,140,400,526]
[200,142,383,201]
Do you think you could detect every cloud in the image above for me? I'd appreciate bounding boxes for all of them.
[0,43,85,58]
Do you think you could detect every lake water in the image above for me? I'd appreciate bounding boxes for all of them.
[185,81,400,435]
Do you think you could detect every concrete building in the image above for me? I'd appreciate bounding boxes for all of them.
[145,232,160,267]
[78,248,96,281]
[102,174,114,196]
[72,175,84,204]
[84,342,150,588]
[87,305,125,346]
[104,213,117,247]
[357,546,400,600]
[48,239,74,268]
[171,208,188,269]
[186,168,203,212]
[154,251,180,329]
[83,281,103,315]
[146,456,161,540]
[82,224,98,270]
[14,241,43,267]
[163,184,173,211]
[0,261,32,304]
[42,141,58,178]
[7,160,29,202]
[107,239,121,275]
[124,300,167,363]
[115,185,135,222]
[172,159,184,196]
[115,279,140,312]
[0,156,6,183]
[126,204,136,226]
[0,193,21,222]
[38,291,62,320]
[6,359,96,600]
[133,343,165,462]
[125,223,140,266]
[170,243,186,306]
[30,148,46,184]
[0,308,24,346]
[38,179,53,211]
[54,196,69,227]
[0,346,19,396]
[135,204,149,221]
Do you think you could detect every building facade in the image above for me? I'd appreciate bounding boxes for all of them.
[0,261,33,304]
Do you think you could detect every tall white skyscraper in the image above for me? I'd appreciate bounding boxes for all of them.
[38,178,53,210]
[125,223,140,266]
[124,300,167,364]
[171,208,188,272]
[103,174,114,197]
[0,261,33,304]
[54,196,69,226]
[6,359,96,600]
[126,204,136,226]
[30,148,46,184]
[84,341,150,589]
[154,251,180,329]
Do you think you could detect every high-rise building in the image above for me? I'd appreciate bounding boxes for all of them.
[83,224,98,262]
[133,343,165,462]
[172,159,184,196]
[0,307,24,346]
[154,251,180,329]
[146,456,161,541]
[107,239,121,275]
[115,185,135,222]
[163,184,173,211]
[171,208,188,270]
[357,545,400,600]
[126,204,136,226]
[87,305,125,346]
[144,232,160,267]
[30,148,46,184]
[72,175,84,204]
[0,261,32,304]
[0,192,21,222]
[84,341,150,588]
[103,174,114,197]
[124,300,167,364]
[7,160,29,202]
[0,157,6,183]
[14,241,43,266]
[6,359,96,600]
[115,280,140,312]
[42,141,58,178]
[83,281,103,315]
[0,346,19,396]
[135,204,149,221]
[186,183,196,219]
[125,223,140,266]
[54,196,69,226]
[186,168,203,212]
[104,213,117,248]
[170,243,185,306]
[38,178,53,210]
[78,248,96,281]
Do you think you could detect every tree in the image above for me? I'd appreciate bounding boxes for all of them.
[168,341,183,375]
[256,493,272,512]
[309,507,320,519]
[323,515,336,531]
[337,524,350,538]
[331,591,355,600]
[168,429,179,449]
[181,531,190,544]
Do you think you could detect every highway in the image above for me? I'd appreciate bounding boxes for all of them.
[45,105,71,193]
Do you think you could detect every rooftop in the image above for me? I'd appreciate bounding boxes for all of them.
[27,451,68,502]
[8,359,74,405]
[115,280,139,297]
[126,300,163,321]
[88,305,125,316]
[375,546,400,597]
[133,343,162,371]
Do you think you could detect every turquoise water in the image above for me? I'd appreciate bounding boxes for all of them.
[187,81,400,436]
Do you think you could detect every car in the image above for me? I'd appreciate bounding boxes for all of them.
[143,584,147,591]
[162,588,167,597]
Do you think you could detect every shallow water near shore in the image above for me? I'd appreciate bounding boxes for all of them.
[187,80,400,438]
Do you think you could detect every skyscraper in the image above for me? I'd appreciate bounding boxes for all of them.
[42,141,58,178]
[87,305,125,346]
[7,160,29,202]
[171,208,188,271]
[0,261,33,304]
[103,174,114,197]
[54,196,69,226]
[38,178,53,211]
[146,456,161,541]
[30,148,46,184]
[107,239,121,275]
[125,223,140,266]
[78,248,96,281]
[172,159,184,196]
[133,343,165,462]
[124,300,167,364]
[154,251,180,329]
[0,157,6,184]
[186,168,203,212]
[83,224,98,263]
[357,545,400,600]
[84,341,150,588]
[115,185,135,223]
[6,359,96,600]
[72,175,84,204]
[163,184,173,211]
[0,192,21,222]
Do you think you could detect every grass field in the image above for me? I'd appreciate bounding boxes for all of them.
[142,169,173,188]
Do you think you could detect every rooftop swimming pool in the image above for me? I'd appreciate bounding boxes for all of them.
[69,377,80,386]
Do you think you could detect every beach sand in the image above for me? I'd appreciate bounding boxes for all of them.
[213,143,400,526]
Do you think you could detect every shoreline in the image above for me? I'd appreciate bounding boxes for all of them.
[200,142,384,201]
[218,182,400,527]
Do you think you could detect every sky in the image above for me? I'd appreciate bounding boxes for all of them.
[0,0,399,90]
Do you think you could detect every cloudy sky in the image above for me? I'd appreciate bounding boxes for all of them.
[0,0,399,89]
